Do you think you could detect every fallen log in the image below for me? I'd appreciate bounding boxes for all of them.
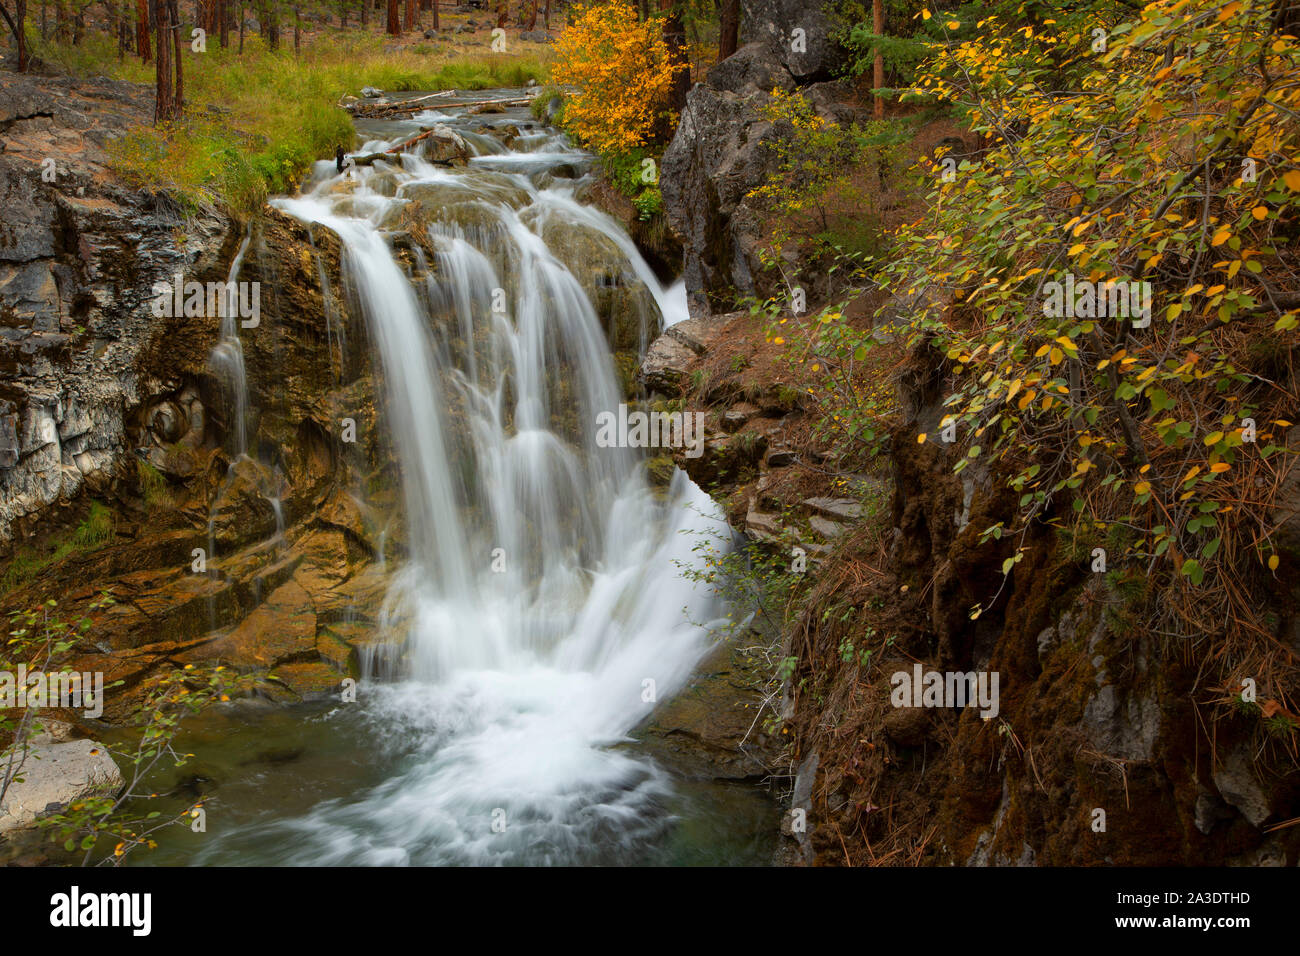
[342,89,456,116]
[348,92,537,120]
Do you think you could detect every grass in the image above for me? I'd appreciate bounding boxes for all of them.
[0,501,116,596]
[136,459,172,511]
[26,27,552,214]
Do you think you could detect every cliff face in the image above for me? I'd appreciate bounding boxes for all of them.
[653,20,1300,866]
[0,73,234,547]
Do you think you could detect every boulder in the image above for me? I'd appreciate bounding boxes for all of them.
[661,83,785,315]
[0,738,123,834]
[706,41,795,94]
[640,334,695,395]
[1212,746,1273,827]
[741,0,849,81]
[803,497,863,521]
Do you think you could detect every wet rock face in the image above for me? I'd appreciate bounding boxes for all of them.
[0,72,234,546]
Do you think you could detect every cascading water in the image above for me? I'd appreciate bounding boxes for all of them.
[209,230,253,458]
[173,94,756,865]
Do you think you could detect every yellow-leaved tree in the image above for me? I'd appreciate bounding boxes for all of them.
[551,0,678,155]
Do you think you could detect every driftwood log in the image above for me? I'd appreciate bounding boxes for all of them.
[345,92,536,120]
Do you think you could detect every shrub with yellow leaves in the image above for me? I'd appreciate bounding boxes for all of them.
[550,0,679,155]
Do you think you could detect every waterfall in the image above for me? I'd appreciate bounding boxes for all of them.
[209,230,253,458]
[200,96,732,864]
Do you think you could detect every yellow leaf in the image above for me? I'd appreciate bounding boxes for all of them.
[1134,481,1151,495]
[1211,227,1231,246]
[921,8,932,19]
[1252,206,1269,220]
[1068,243,1086,256]
[1049,347,1064,365]
[917,433,927,444]
[1283,170,1300,192]
[1269,554,1280,571]
[1210,462,1230,473]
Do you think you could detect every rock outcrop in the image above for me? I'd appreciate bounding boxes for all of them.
[660,1,862,316]
[0,73,235,547]
[741,0,850,82]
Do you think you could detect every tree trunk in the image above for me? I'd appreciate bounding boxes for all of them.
[170,0,183,117]
[403,0,412,30]
[238,0,244,51]
[543,0,548,30]
[137,0,150,59]
[293,2,299,51]
[4,0,29,70]
[256,0,277,48]
[385,0,397,34]
[717,0,738,60]
[872,0,883,119]
[526,0,535,30]
[430,0,436,30]
[218,0,227,46]
[659,0,689,112]
[152,0,174,122]
[494,0,504,29]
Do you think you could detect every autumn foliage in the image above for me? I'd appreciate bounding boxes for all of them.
[551,0,678,155]
[767,0,1300,715]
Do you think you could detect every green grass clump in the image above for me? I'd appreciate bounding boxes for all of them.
[136,460,173,511]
